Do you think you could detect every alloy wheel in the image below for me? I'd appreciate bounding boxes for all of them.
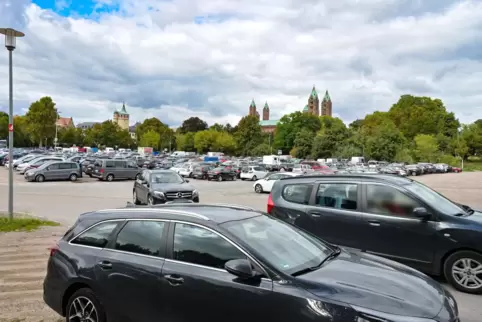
[148,195,154,205]
[218,175,223,182]
[452,258,482,290]
[255,184,262,193]
[68,296,98,322]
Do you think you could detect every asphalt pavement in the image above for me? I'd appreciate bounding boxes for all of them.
[0,169,481,321]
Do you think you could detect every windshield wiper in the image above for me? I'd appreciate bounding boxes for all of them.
[291,248,341,277]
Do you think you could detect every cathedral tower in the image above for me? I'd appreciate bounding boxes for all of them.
[263,102,270,120]
[307,86,319,116]
[113,102,130,130]
[248,99,257,116]
[321,90,332,117]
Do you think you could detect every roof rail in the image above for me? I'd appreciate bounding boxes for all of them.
[97,207,209,220]
[208,203,257,211]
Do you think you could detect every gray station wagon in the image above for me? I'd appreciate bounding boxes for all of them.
[24,161,82,182]
[91,159,141,181]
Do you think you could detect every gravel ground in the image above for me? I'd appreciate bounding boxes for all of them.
[0,170,480,321]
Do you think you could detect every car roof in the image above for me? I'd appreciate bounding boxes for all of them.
[79,204,261,225]
[280,173,414,185]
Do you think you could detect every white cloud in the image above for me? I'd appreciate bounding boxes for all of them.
[0,0,481,127]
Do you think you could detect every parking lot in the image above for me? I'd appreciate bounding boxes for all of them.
[0,170,481,321]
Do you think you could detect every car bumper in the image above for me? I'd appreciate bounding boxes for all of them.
[24,173,36,181]
[240,173,252,179]
[153,196,199,204]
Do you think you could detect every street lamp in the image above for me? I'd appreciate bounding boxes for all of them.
[0,28,25,219]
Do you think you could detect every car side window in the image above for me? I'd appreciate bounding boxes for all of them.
[116,161,127,168]
[269,174,281,180]
[114,221,165,257]
[173,223,246,269]
[70,222,120,248]
[58,163,71,170]
[366,184,422,217]
[316,183,358,210]
[105,161,114,168]
[282,184,313,205]
[127,161,137,168]
[47,163,60,170]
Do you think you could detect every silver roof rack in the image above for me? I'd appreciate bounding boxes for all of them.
[96,207,209,220]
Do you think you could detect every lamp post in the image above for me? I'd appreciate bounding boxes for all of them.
[0,28,24,220]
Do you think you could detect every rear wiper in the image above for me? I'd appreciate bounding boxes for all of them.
[291,248,341,277]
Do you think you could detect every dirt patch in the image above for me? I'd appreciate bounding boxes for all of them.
[0,226,66,322]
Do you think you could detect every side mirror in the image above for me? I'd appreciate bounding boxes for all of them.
[413,207,431,220]
[185,179,190,183]
[46,167,50,171]
[225,259,255,279]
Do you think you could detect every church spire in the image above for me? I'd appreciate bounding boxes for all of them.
[120,101,127,113]
[263,101,269,110]
[311,85,318,98]
[323,90,331,101]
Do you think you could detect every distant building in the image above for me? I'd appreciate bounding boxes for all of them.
[77,122,100,130]
[129,122,140,140]
[303,86,332,117]
[56,117,74,128]
[113,102,129,130]
[248,100,277,133]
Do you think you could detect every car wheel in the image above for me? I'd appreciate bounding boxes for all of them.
[252,175,257,181]
[411,171,416,176]
[255,184,263,193]
[232,175,236,181]
[217,175,223,182]
[203,174,207,180]
[444,250,482,294]
[148,195,155,205]
[135,173,141,180]
[35,175,45,182]
[69,174,78,182]
[88,174,92,178]
[66,288,106,322]
[133,190,140,205]
[106,174,114,182]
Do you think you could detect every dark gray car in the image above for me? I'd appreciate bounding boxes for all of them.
[133,169,199,205]
[91,159,141,181]
[24,161,82,182]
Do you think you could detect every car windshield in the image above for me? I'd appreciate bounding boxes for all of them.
[404,181,464,215]
[221,215,332,275]
[212,167,223,171]
[151,172,184,184]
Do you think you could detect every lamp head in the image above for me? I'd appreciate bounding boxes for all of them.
[0,28,25,51]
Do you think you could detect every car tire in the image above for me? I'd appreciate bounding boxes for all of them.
[148,194,155,205]
[217,175,223,182]
[69,174,78,182]
[444,250,482,294]
[232,175,236,181]
[411,171,416,176]
[106,174,114,182]
[65,288,106,322]
[255,184,263,193]
[133,190,141,205]
[135,173,141,180]
[252,175,257,181]
[203,174,207,180]
[35,175,45,183]
[88,174,92,178]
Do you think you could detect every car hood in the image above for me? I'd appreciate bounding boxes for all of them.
[294,249,445,318]
[151,182,194,192]
[464,209,482,224]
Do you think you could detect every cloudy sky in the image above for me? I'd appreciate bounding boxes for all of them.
[0,0,481,127]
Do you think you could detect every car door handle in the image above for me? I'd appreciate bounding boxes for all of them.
[97,261,112,269]
[164,274,184,286]
[309,212,322,218]
[367,220,381,227]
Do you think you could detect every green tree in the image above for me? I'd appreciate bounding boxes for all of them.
[311,116,350,159]
[179,117,208,133]
[461,123,482,158]
[175,132,195,151]
[251,143,271,156]
[209,123,224,132]
[293,128,314,158]
[139,130,161,149]
[25,97,58,146]
[58,127,79,146]
[413,134,439,162]
[0,111,8,140]
[394,148,413,164]
[13,116,33,147]
[234,115,262,155]
[273,112,321,153]
[194,130,235,154]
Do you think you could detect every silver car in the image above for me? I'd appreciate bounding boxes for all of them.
[24,161,82,182]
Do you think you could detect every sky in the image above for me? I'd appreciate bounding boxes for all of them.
[0,0,481,127]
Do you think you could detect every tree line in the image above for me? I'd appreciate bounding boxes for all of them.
[1,95,481,165]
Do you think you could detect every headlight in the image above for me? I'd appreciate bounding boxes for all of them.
[354,306,436,322]
[153,191,165,198]
[192,190,199,196]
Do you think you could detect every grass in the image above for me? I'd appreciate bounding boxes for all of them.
[0,214,60,232]
[463,157,482,172]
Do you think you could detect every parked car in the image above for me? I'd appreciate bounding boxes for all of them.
[24,161,82,182]
[268,173,482,294]
[292,163,314,175]
[207,167,237,181]
[240,166,268,181]
[133,169,199,205]
[178,163,195,178]
[43,204,460,322]
[192,165,213,179]
[17,156,64,174]
[405,164,423,176]
[253,172,299,193]
[91,159,141,181]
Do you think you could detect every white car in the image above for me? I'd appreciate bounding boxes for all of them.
[17,157,64,174]
[292,163,314,174]
[253,172,300,193]
[169,163,185,174]
[240,166,268,181]
[178,164,195,177]
[7,154,38,168]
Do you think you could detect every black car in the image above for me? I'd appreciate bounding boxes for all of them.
[268,173,482,294]
[43,204,459,322]
[207,167,237,181]
[133,169,199,205]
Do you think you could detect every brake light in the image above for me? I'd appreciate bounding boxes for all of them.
[267,192,274,214]
[100,168,105,173]
[49,243,59,257]
[215,172,220,174]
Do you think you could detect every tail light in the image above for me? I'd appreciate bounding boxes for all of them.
[49,243,59,257]
[215,172,220,174]
[267,192,274,214]
[100,168,105,173]
[31,165,39,168]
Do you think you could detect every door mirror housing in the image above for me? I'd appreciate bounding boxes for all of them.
[225,259,255,279]
[413,207,431,220]
[185,179,190,183]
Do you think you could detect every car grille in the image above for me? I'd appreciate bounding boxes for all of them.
[165,191,193,199]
